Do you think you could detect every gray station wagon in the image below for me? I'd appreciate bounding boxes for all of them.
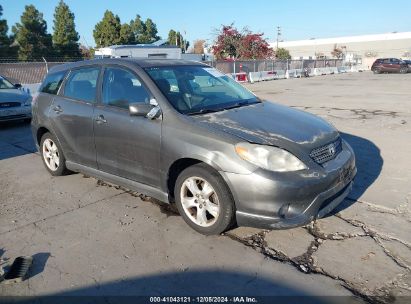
[31,58,356,235]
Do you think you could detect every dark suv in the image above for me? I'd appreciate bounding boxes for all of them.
[32,59,356,235]
[371,58,408,74]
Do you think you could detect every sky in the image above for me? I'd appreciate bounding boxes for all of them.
[2,0,411,48]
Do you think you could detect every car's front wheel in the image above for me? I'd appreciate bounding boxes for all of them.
[40,132,69,176]
[400,67,408,74]
[175,164,236,235]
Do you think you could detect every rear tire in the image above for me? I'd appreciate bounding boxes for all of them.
[40,132,69,176]
[175,163,236,235]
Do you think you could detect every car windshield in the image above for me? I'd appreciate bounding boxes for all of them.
[145,65,260,115]
[0,76,16,89]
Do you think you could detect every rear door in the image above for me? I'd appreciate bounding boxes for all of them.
[381,58,392,72]
[93,65,162,187]
[49,66,101,168]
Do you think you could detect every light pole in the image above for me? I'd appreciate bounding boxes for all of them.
[276,26,281,50]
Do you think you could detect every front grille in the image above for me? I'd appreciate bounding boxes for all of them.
[310,138,342,164]
[0,102,21,108]
[0,114,27,121]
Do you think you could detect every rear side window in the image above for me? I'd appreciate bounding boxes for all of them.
[64,67,100,103]
[40,71,66,95]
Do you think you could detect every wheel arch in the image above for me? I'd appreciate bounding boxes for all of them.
[166,157,224,201]
[36,126,51,145]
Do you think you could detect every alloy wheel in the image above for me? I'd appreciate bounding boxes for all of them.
[42,138,60,171]
[180,176,220,227]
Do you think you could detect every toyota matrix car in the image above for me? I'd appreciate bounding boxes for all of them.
[31,59,356,235]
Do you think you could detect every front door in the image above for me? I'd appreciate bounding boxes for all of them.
[390,58,401,72]
[49,66,100,168]
[93,66,162,187]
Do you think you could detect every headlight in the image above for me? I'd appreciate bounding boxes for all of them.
[23,96,32,106]
[235,142,307,172]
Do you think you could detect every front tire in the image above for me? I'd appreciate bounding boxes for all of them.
[175,164,236,235]
[40,132,69,176]
[400,67,407,74]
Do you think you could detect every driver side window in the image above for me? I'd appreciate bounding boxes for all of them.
[102,67,150,109]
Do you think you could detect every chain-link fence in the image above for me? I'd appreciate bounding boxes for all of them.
[0,59,350,84]
[205,59,344,74]
[0,62,67,84]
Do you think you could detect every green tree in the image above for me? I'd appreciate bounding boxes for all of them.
[168,29,188,52]
[167,29,177,45]
[119,23,135,44]
[275,47,291,60]
[52,0,80,59]
[140,18,159,43]
[12,5,52,60]
[93,10,121,47]
[130,15,145,44]
[0,5,11,56]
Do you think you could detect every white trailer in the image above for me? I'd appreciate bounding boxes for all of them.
[94,45,182,59]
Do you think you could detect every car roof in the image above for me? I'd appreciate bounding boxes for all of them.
[48,58,208,74]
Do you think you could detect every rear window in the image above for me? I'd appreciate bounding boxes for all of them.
[40,71,67,95]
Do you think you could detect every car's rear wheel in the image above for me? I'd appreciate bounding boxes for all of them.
[40,132,69,176]
[175,163,236,235]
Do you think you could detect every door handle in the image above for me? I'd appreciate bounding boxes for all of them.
[53,105,63,114]
[95,115,107,124]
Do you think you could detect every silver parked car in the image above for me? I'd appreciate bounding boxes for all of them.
[0,75,32,122]
[31,59,356,235]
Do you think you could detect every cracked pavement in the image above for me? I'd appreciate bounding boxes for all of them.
[1,72,410,303]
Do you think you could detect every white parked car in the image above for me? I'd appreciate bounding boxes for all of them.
[0,75,32,122]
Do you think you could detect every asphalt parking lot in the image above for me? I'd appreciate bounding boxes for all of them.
[0,71,410,302]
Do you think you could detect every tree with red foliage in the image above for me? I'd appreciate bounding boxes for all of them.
[212,24,242,59]
[212,24,273,60]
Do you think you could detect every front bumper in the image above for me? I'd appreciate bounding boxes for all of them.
[0,106,32,122]
[221,141,356,229]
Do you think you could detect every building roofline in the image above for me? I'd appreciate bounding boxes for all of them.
[98,44,180,50]
[271,32,411,48]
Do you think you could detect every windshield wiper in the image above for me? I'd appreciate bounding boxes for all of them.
[222,100,261,110]
[187,108,224,115]
[187,100,261,115]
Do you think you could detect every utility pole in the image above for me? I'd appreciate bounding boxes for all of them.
[276,26,281,50]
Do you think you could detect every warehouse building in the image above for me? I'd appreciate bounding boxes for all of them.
[270,32,411,69]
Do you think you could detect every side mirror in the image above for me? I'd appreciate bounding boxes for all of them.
[129,102,161,119]
[129,103,155,116]
[14,83,22,89]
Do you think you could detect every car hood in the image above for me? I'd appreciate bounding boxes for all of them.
[192,101,339,151]
[0,89,30,103]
